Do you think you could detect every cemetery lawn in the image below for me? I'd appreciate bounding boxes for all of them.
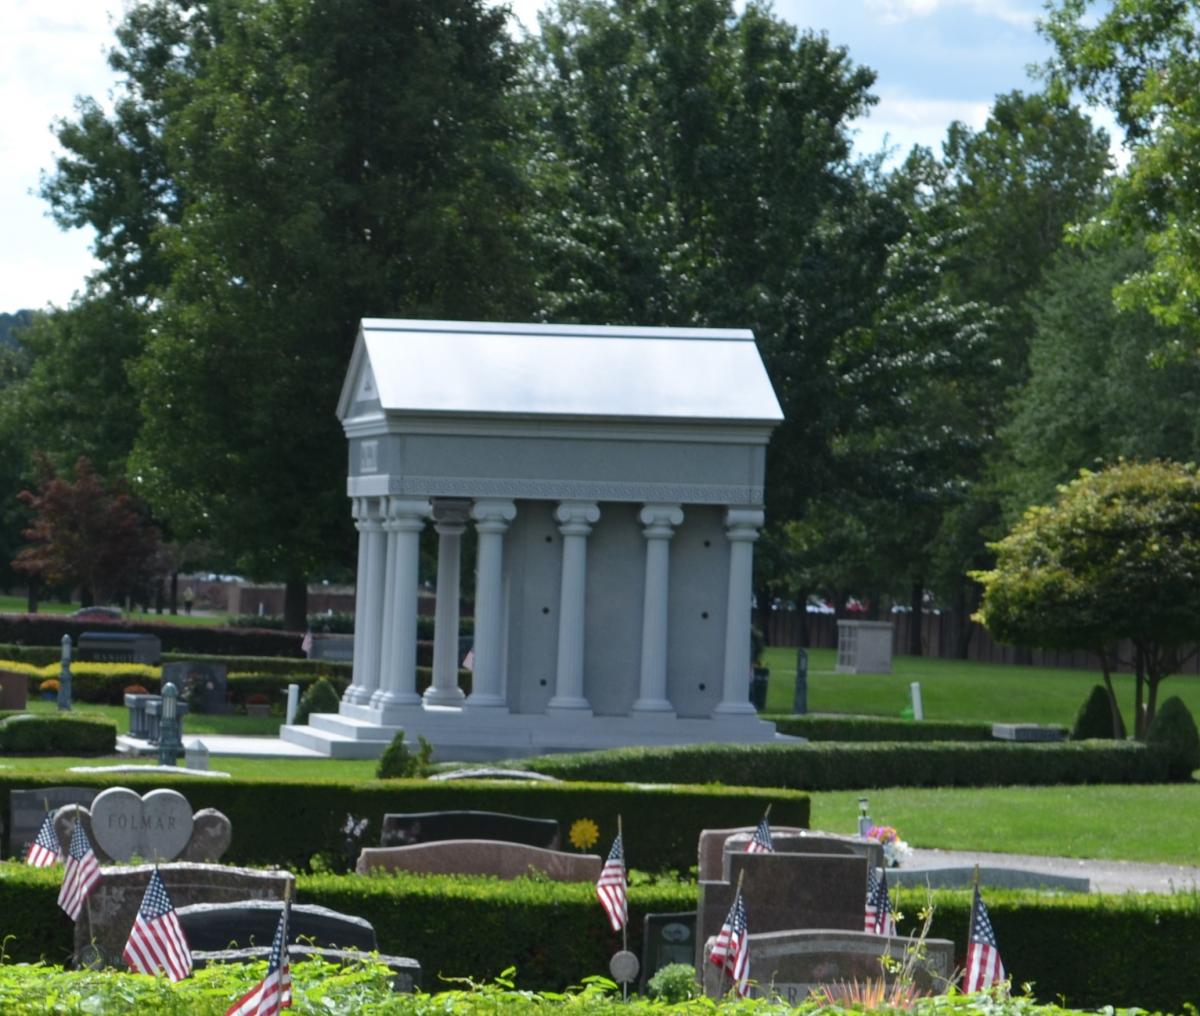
[761,646,1200,727]
[22,698,282,736]
[0,595,227,625]
[0,752,379,781]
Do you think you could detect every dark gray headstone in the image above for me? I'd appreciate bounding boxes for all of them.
[163,662,229,714]
[991,723,1067,742]
[308,635,355,662]
[178,900,377,952]
[77,631,162,665]
[9,787,97,858]
[640,912,696,992]
[381,810,560,849]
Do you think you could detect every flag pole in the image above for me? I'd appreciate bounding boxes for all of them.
[967,864,979,943]
[617,814,627,956]
[718,868,745,999]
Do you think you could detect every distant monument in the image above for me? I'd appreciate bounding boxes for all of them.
[283,319,784,759]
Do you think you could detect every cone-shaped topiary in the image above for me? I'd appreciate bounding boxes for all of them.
[1072,684,1124,740]
[376,729,434,779]
[294,677,341,726]
[1146,696,1200,780]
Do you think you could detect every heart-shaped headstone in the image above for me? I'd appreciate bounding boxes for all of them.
[89,787,194,862]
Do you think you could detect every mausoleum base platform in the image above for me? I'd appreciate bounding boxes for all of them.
[279,705,790,761]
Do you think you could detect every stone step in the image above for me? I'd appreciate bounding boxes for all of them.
[308,712,399,741]
[278,724,389,759]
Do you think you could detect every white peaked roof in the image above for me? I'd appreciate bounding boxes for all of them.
[337,319,784,424]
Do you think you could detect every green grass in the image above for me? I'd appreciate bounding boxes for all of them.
[0,752,380,781]
[21,698,282,736]
[762,645,1200,728]
[0,595,228,626]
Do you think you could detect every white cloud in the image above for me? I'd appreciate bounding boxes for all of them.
[864,0,1036,28]
[853,91,992,162]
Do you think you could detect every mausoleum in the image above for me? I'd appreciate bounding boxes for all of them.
[283,318,785,759]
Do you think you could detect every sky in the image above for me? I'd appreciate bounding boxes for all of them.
[0,0,1097,314]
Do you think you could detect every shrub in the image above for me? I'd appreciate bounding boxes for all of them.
[38,678,60,694]
[0,714,116,754]
[1146,696,1200,780]
[294,677,342,725]
[0,614,304,657]
[376,730,434,779]
[646,963,700,1003]
[1071,685,1123,740]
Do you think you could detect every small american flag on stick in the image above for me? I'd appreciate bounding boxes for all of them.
[709,881,750,997]
[124,868,193,982]
[596,830,628,932]
[26,813,62,868]
[58,820,101,920]
[226,897,293,1015]
[963,883,1006,993]
[746,807,774,853]
[864,866,896,936]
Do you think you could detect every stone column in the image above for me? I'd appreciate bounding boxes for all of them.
[633,503,683,715]
[424,500,471,707]
[345,497,386,705]
[715,508,764,717]
[548,500,600,713]
[369,496,430,711]
[465,499,516,709]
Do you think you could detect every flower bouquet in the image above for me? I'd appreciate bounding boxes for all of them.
[866,824,912,867]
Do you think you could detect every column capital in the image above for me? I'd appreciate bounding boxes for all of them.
[354,496,385,531]
[433,499,472,534]
[639,503,684,538]
[555,500,600,536]
[385,496,432,533]
[725,507,764,542]
[471,498,517,533]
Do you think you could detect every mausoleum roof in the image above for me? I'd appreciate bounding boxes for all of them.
[338,319,783,424]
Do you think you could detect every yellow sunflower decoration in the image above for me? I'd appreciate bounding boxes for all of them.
[568,817,600,851]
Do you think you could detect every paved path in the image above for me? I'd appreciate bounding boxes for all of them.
[116,733,327,759]
[904,846,1200,895]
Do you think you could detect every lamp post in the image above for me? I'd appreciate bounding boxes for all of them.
[58,634,73,711]
[158,682,183,766]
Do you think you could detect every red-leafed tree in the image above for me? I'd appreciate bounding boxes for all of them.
[13,456,161,607]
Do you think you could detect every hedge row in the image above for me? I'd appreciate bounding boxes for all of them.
[0,615,304,657]
[2,865,1197,1011]
[511,740,1172,789]
[0,775,807,872]
[766,715,1002,742]
[0,714,116,754]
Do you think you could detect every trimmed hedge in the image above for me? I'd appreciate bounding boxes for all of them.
[0,615,304,657]
[2,865,1198,1010]
[510,740,1171,789]
[0,714,116,754]
[765,714,999,742]
[0,774,807,871]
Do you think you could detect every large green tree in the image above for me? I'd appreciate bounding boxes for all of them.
[976,460,1200,737]
[43,0,533,627]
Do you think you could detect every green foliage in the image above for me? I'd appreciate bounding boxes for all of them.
[0,773,804,872]
[0,714,116,754]
[1070,686,1121,741]
[645,963,701,1003]
[294,677,342,726]
[766,715,997,742]
[1146,696,1200,781]
[376,730,434,780]
[514,740,1166,790]
[0,616,307,657]
[975,460,1200,734]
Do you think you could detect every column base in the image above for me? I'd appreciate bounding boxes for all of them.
[547,696,593,714]
[423,685,466,707]
[371,689,422,709]
[343,685,373,705]
[463,693,509,709]
[712,700,759,717]
[631,698,676,716]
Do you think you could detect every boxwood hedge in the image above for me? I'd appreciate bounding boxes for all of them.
[0,714,116,754]
[765,715,1001,742]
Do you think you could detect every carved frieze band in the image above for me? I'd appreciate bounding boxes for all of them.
[363,475,764,505]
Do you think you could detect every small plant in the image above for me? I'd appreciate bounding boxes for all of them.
[38,678,60,693]
[376,729,434,778]
[1072,684,1124,740]
[645,962,700,1003]
[1146,696,1200,780]
[294,676,341,725]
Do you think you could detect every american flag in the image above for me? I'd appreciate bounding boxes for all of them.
[123,868,193,982]
[709,889,750,997]
[864,867,896,936]
[963,884,1006,993]
[596,833,628,932]
[226,901,293,1015]
[746,813,774,853]
[26,813,62,868]
[57,820,101,920]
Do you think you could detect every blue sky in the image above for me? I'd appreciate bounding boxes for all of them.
[1,0,1097,313]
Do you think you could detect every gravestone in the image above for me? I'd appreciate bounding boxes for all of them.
[720,831,884,883]
[9,787,97,858]
[699,827,881,881]
[701,929,956,1001]
[991,723,1067,742]
[73,862,292,969]
[640,911,697,991]
[179,808,234,862]
[307,634,355,662]
[90,787,194,861]
[163,661,229,714]
[124,693,155,739]
[53,794,231,864]
[142,697,190,744]
[381,810,560,849]
[428,768,561,783]
[0,669,27,709]
[77,631,162,664]
[357,840,602,882]
[696,852,867,968]
[178,899,376,952]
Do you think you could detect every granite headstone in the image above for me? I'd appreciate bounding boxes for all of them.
[9,787,97,858]
[163,661,229,714]
[358,840,601,882]
[89,787,195,861]
[640,912,697,991]
[380,810,560,849]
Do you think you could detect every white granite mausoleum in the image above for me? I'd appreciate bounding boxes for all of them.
[282,318,785,759]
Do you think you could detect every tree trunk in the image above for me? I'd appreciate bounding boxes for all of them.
[1134,643,1147,739]
[952,579,976,660]
[284,576,308,632]
[796,588,811,648]
[80,586,94,608]
[907,580,923,656]
[1098,649,1126,740]
[26,577,39,614]
[170,571,179,615]
[754,584,773,646]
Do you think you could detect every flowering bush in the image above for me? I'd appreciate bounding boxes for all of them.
[247,692,270,705]
[38,678,60,693]
[867,824,913,867]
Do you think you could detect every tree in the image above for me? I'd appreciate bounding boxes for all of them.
[43,0,533,628]
[1042,0,1200,348]
[14,456,161,607]
[974,460,1200,737]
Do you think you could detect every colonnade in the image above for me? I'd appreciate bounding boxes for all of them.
[341,496,763,718]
